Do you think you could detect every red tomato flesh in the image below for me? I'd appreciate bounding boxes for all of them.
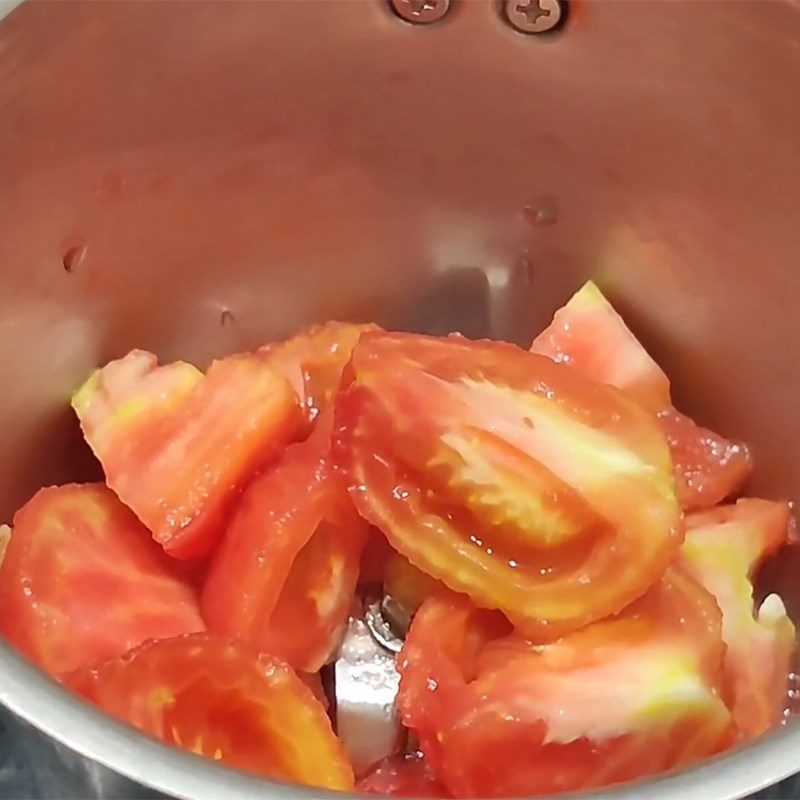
[202,418,368,672]
[398,570,732,798]
[680,498,795,739]
[531,282,752,510]
[72,350,300,559]
[0,484,203,676]
[63,633,354,789]
[335,331,682,640]
[659,408,753,511]
[358,752,450,798]
[531,281,671,414]
[384,550,452,616]
[259,321,376,436]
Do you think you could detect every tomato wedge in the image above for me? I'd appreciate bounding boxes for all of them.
[531,282,752,510]
[0,484,203,676]
[335,331,682,639]
[202,417,368,671]
[72,350,300,559]
[259,321,376,436]
[398,570,732,798]
[679,499,795,739]
[659,408,752,511]
[63,633,354,789]
[358,753,450,798]
[384,550,451,617]
[531,280,671,414]
[359,527,396,585]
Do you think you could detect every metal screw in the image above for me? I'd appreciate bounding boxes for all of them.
[504,0,563,34]
[364,596,407,653]
[390,0,451,25]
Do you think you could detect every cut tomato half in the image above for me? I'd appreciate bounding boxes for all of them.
[202,416,368,671]
[680,498,795,739]
[73,350,300,559]
[63,633,354,789]
[259,321,376,436]
[0,484,203,675]
[398,569,732,798]
[531,282,752,510]
[335,331,682,640]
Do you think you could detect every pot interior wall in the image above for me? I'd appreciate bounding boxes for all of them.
[1,0,800,588]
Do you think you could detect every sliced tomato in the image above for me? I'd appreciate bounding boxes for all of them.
[0,484,203,676]
[72,350,300,559]
[357,753,450,798]
[260,321,376,436]
[335,331,682,640]
[679,499,795,739]
[659,408,753,510]
[384,551,451,617]
[62,633,354,789]
[298,670,329,710]
[202,417,368,672]
[398,570,732,798]
[530,281,671,414]
[531,282,752,510]
[359,527,396,586]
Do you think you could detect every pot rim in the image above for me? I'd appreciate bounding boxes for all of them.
[1,640,797,800]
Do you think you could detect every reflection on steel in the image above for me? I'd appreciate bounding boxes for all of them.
[334,606,404,776]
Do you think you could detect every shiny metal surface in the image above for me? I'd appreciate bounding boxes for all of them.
[1,0,800,797]
[334,606,404,776]
[389,0,451,25]
[504,0,564,34]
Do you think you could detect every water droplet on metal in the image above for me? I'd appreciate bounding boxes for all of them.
[517,254,535,285]
[62,244,87,274]
[522,196,560,227]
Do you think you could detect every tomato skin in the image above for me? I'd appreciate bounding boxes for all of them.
[531,282,752,511]
[335,331,681,640]
[62,633,354,789]
[260,321,376,436]
[398,571,732,798]
[0,484,204,676]
[202,418,368,672]
[680,499,795,739]
[357,753,450,798]
[73,350,300,560]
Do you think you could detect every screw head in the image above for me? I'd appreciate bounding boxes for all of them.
[504,0,563,34]
[390,0,451,24]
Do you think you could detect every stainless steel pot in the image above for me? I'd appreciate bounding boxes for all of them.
[2,1,800,797]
